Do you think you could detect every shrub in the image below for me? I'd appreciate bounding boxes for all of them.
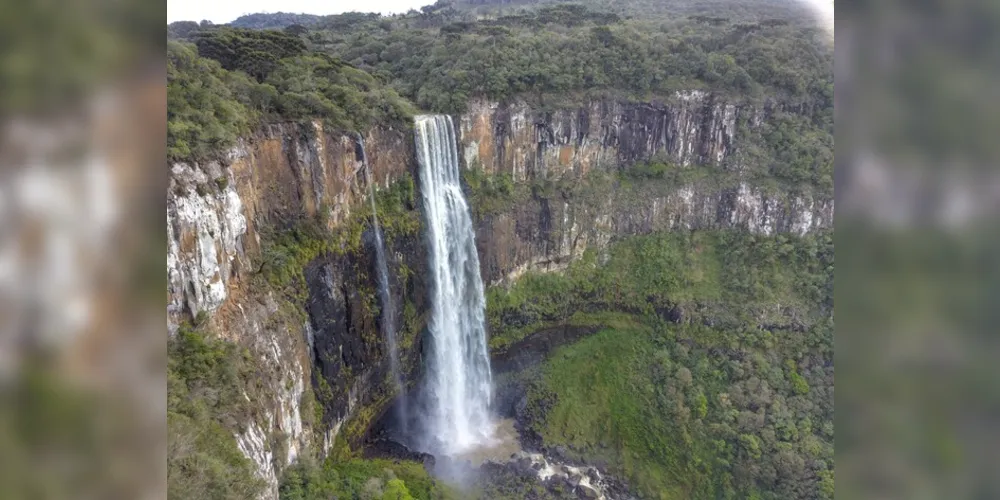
[168,325,264,499]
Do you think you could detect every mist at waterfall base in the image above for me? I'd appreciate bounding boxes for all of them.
[357,135,408,436]
[382,115,497,479]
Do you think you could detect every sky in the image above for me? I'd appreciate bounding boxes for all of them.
[168,0,434,24]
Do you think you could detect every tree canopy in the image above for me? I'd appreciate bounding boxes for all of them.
[167,30,414,163]
[301,3,832,113]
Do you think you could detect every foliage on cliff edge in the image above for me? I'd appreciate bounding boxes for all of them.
[167,30,414,164]
[167,325,266,500]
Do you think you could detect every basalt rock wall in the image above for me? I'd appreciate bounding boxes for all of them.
[457,95,832,284]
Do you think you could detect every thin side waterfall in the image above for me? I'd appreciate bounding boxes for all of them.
[357,134,407,433]
[414,115,494,455]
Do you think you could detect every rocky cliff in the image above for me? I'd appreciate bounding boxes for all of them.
[459,94,824,178]
[166,92,833,498]
[167,120,416,498]
[458,94,833,284]
[168,121,411,326]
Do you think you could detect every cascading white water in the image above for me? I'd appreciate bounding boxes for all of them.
[414,115,494,455]
[358,135,407,433]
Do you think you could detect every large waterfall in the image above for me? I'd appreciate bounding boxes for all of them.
[414,115,494,454]
[358,135,407,433]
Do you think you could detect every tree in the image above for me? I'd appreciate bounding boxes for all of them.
[193,28,307,81]
[168,21,200,39]
[285,24,309,36]
[676,366,693,387]
[167,41,251,162]
[381,479,413,500]
[739,434,762,460]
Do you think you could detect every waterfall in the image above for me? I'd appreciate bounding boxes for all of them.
[357,134,407,433]
[414,115,494,454]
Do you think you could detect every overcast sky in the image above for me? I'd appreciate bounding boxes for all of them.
[168,0,435,24]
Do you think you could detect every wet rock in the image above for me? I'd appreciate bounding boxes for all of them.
[578,483,601,499]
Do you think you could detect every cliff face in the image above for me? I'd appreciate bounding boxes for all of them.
[461,93,744,178]
[460,94,822,178]
[457,95,833,284]
[167,120,415,498]
[302,226,429,451]
[471,181,833,285]
[168,121,411,326]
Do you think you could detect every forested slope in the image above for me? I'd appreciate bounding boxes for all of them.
[308,2,832,114]
[489,230,834,498]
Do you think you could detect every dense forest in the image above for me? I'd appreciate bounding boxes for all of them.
[306,3,832,113]
[168,0,831,160]
[489,230,834,498]
[452,0,818,22]
[167,29,414,162]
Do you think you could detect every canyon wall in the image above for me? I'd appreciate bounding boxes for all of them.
[168,121,411,327]
[167,120,416,498]
[457,94,833,284]
[165,91,833,498]
[459,94,824,178]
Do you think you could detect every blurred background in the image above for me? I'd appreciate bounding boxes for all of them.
[836,0,1000,498]
[0,0,997,497]
[0,0,166,497]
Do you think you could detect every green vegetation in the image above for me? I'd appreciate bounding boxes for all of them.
[306,3,831,114]
[167,30,415,164]
[368,175,421,242]
[173,4,832,147]
[263,53,415,129]
[461,167,526,217]
[453,0,818,24]
[618,157,733,189]
[279,458,457,500]
[260,221,333,291]
[490,229,833,498]
[229,13,326,30]
[488,229,833,351]
[259,175,419,289]
[192,28,307,82]
[323,175,422,263]
[167,41,255,162]
[169,2,831,187]
[747,111,834,195]
[519,320,833,499]
[167,325,266,500]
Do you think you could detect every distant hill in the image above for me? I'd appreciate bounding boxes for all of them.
[228,12,325,29]
[452,0,816,23]
[219,0,820,32]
